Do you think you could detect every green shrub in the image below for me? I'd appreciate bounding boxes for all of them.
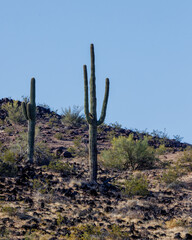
[1,150,16,164]
[179,148,192,163]
[101,134,157,170]
[69,223,130,240]
[2,206,17,216]
[61,105,85,127]
[2,101,26,124]
[0,161,18,177]
[156,144,167,155]
[119,174,149,197]
[47,160,73,174]
[0,148,18,177]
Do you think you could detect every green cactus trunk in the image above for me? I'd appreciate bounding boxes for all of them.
[22,78,36,164]
[89,123,97,182]
[84,44,110,183]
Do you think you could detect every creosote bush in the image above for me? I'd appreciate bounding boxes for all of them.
[61,105,85,127]
[101,134,157,170]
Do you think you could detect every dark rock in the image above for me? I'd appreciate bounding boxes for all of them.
[55,147,66,157]
[174,232,182,239]
[184,233,192,240]
[63,151,72,158]
[89,189,98,196]
[104,206,113,213]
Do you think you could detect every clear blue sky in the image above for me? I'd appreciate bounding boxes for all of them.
[1,1,192,143]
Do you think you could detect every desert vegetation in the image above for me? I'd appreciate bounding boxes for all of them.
[0,44,191,239]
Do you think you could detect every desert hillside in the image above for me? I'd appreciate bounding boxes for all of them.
[0,98,192,240]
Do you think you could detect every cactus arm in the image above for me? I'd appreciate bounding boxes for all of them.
[97,78,110,126]
[30,78,35,105]
[84,65,92,124]
[22,102,29,120]
[90,44,97,120]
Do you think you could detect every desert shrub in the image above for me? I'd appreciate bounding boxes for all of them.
[109,121,122,130]
[69,224,102,240]
[2,100,26,124]
[162,168,180,185]
[1,150,16,164]
[156,144,167,155]
[173,135,184,142]
[67,136,88,158]
[179,148,192,163]
[1,206,17,216]
[32,178,53,194]
[69,224,130,240]
[0,161,18,177]
[101,134,157,170]
[178,148,192,172]
[0,148,18,177]
[47,160,73,174]
[48,115,60,127]
[119,174,149,197]
[34,142,54,166]
[54,132,64,140]
[61,105,85,127]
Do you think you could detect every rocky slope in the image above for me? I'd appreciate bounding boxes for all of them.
[0,98,191,240]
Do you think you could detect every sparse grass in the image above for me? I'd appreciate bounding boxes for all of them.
[101,134,157,170]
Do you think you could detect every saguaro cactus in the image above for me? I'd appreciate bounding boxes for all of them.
[83,44,110,183]
[22,78,36,164]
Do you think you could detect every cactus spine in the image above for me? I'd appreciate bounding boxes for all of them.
[22,78,36,164]
[84,44,110,183]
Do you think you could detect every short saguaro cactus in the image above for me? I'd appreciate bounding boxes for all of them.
[22,78,36,164]
[83,44,110,183]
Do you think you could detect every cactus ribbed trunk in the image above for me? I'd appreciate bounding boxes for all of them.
[22,78,36,164]
[28,120,35,163]
[83,44,110,183]
[89,124,97,182]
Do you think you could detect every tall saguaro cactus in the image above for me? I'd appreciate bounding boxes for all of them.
[22,78,36,164]
[83,44,110,183]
